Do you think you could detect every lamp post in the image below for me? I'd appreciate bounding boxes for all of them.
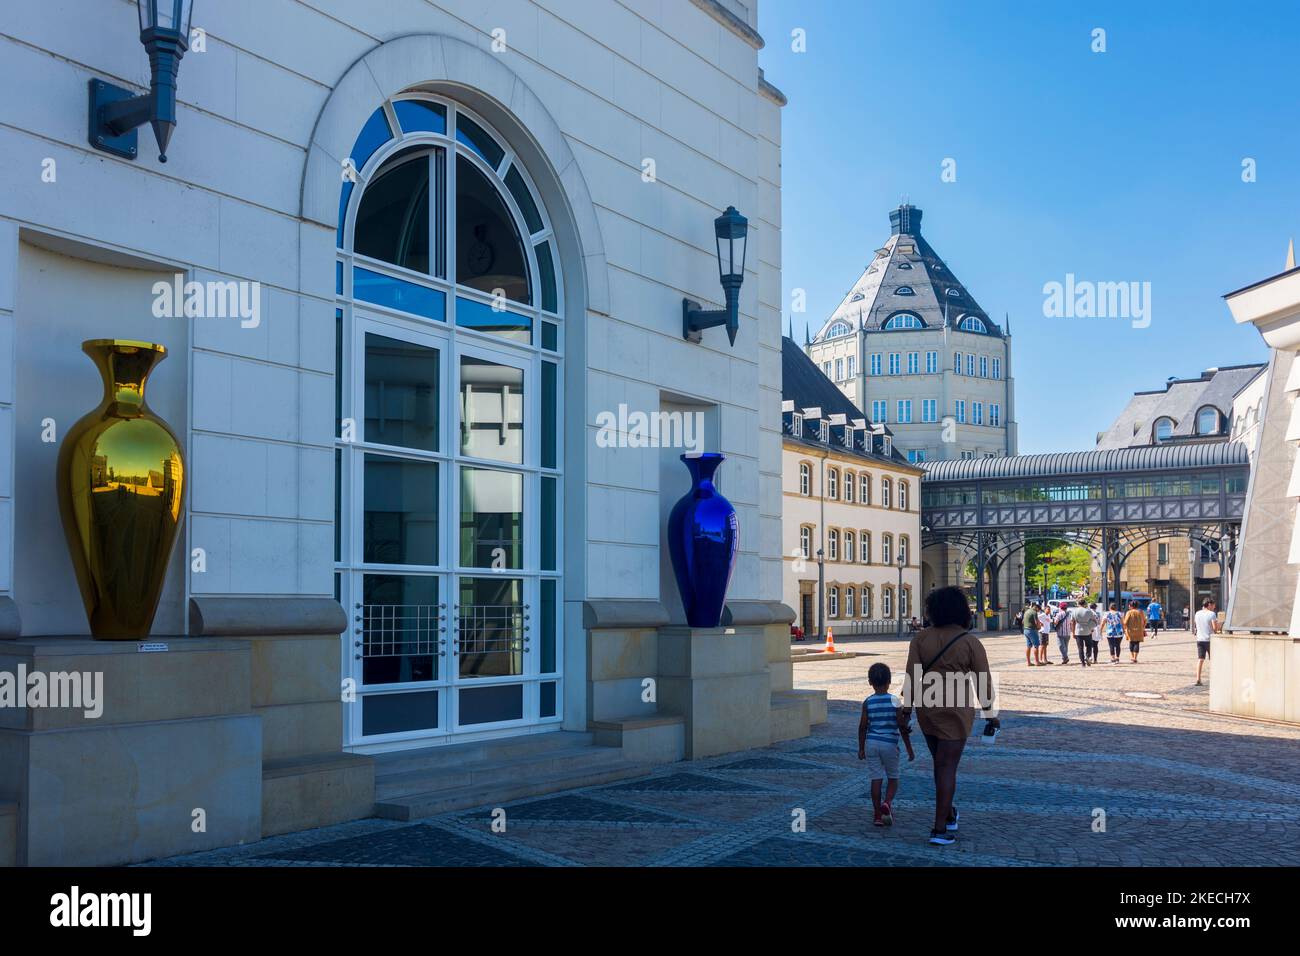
[1188,538,1198,630]
[683,206,748,345]
[896,553,906,639]
[89,1,197,162]
[815,548,825,642]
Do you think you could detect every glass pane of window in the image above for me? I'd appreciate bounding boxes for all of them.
[351,106,393,174]
[542,361,557,469]
[337,180,353,248]
[354,155,431,273]
[540,680,557,718]
[457,577,524,678]
[455,295,532,343]
[541,476,556,571]
[536,240,558,313]
[363,453,439,565]
[541,321,558,352]
[460,356,524,464]
[505,165,544,235]
[364,333,439,452]
[362,690,439,736]
[360,574,439,685]
[458,684,523,724]
[456,113,505,168]
[456,155,530,304]
[393,98,446,135]
[334,448,342,563]
[355,267,445,321]
[459,466,523,569]
[540,579,557,672]
[335,309,344,436]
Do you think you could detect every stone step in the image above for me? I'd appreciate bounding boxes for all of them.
[371,730,593,776]
[373,759,653,820]
[375,744,629,800]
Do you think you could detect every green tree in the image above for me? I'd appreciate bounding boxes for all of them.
[1024,540,1092,597]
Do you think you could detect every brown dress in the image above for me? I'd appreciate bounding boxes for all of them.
[902,624,995,740]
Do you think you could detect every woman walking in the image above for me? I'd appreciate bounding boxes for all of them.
[902,586,999,846]
[1102,603,1124,663]
[1122,600,1146,663]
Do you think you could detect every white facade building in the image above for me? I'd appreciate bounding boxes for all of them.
[806,205,1017,464]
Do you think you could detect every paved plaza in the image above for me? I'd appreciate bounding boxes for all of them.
[152,630,1300,867]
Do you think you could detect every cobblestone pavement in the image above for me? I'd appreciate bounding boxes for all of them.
[150,629,1300,866]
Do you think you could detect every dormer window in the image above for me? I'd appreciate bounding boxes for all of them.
[843,427,855,448]
[958,315,987,333]
[882,436,892,456]
[1196,406,1220,435]
[896,262,913,270]
[819,421,829,443]
[894,286,915,296]
[791,412,803,436]
[1154,417,1175,442]
[828,321,851,338]
[946,288,960,297]
[883,312,923,330]
[850,292,865,302]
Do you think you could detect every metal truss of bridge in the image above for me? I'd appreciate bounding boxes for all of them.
[920,442,1250,615]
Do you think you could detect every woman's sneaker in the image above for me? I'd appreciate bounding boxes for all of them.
[928,829,956,845]
[946,808,960,832]
[880,801,893,826]
[873,809,884,827]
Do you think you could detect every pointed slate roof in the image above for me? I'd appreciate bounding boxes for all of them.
[1094,364,1267,448]
[780,337,913,467]
[812,204,1003,342]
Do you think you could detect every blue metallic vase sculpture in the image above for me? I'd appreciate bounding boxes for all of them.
[667,453,739,628]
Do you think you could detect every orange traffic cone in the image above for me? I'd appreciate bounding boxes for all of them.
[824,628,836,654]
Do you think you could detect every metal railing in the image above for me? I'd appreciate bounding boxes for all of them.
[803,618,918,638]
[360,603,443,658]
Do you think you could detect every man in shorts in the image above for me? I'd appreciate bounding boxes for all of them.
[1194,598,1221,685]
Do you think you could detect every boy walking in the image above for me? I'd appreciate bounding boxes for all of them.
[1194,599,1221,685]
[857,662,916,826]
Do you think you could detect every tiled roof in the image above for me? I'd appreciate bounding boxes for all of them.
[812,204,1002,343]
[1095,365,1267,448]
[781,336,912,466]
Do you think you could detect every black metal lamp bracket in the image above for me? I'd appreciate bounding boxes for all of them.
[88,79,146,160]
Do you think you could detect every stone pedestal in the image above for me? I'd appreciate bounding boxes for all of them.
[1211,632,1300,722]
[0,637,262,866]
[656,626,772,758]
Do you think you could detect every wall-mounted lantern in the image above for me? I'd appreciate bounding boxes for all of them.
[683,206,748,345]
[88,1,195,162]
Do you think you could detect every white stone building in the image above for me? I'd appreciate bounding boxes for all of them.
[806,204,1017,465]
[0,0,822,866]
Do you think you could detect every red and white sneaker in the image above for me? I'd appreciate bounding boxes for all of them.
[880,801,894,826]
[872,809,884,827]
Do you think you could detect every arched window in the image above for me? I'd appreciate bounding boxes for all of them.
[958,315,987,333]
[799,526,811,560]
[845,587,855,618]
[1154,417,1175,442]
[900,586,911,618]
[827,321,851,338]
[896,262,913,270]
[881,477,892,509]
[882,312,924,330]
[799,462,810,496]
[828,587,840,618]
[860,531,871,563]
[899,535,909,565]
[894,286,916,296]
[882,586,893,618]
[843,471,855,502]
[828,529,839,561]
[827,468,838,499]
[336,95,564,746]
[882,534,893,565]
[844,531,855,562]
[898,480,909,511]
[1196,406,1220,435]
[861,585,873,618]
[860,473,871,505]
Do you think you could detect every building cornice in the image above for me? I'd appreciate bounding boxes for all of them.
[690,0,765,49]
[782,436,926,475]
[758,69,787,107]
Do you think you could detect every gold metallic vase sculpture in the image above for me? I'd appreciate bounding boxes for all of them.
[57,339,185,640]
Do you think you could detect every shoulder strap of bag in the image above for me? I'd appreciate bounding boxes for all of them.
[922,630,970,672]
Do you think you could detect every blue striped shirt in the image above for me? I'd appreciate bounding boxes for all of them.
[862,692,901,743]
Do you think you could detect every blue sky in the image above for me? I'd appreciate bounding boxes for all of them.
[757,0,1298,453]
